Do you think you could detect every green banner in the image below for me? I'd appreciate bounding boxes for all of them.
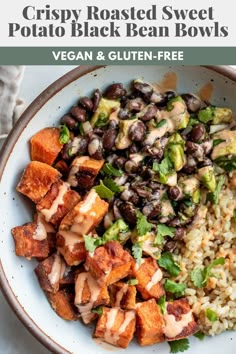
[0,47,235,65]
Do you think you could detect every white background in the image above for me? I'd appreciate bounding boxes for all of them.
[0,0,235,47]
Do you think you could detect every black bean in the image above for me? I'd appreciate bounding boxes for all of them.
[182,155,197,174]
[118,108,131,120]
[78,137,89,155]
[129,121,146,142]
[150,91,165,104]
[133,81,153,95]
[186,141,204,161]
[61,115,77,129]
[140,104,158,121]
[93,89,101,112]
[189,124,206,142]
[173,227,185,241]
[168,217,182,227]
[198,157,213,168]
[70,106,86,122]
[168,186,183,201]
[119,202,137,225]
[124,160,139,173]
[88,136,103,160]
[126,98,145,112]
[109,119,119,129]
[200,140,213,155]
[93,127,105,136]
[79,96,94,111]
[103,128,117,150]
[115,156,127,169]
[164,90,177,102]
[104,83,126,99]
[61,143,72,160]
[129,143,139,154]
[163,240,176,252]
[120,188,139,204]
[141,167,155,180]
[181,93,202,113]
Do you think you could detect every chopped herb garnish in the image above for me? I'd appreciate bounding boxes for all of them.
[168,338,190,353]
[103,177,122,193]
[136,211,152,236]
[206,308,218,322]
[91,306,103,315]
[127,278,139,286]
[59,124,70,144]
[155,224,175,245]
[198,106,215,124]
[93,180,114,200]
[78,122,85,136]
[156,119,167,128]
[132,242,143,265]
[214,155,236,172]
[190,257,225,288]
[158,252,181,277]
[152,156,174,184]
[157,295,166,314]
[94,112,109,127]
[102,163,123,177]
[213,138,226,147]
[194,331,205,340]
[164,279,186,298]
[207,175,225,205]
[83,235,103,253]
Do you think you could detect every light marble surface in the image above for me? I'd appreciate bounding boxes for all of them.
[1,65,236,354]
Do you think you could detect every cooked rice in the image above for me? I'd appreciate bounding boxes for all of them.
[175,180,236,335]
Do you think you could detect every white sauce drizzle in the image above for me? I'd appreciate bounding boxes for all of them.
[48,253,62,285]
[79,189,97,213]
[114,284,128,307]
[41,182,69,222]
[59,230,83,252]
[33,221,47,241]
[163,311,193,338]
[145,268,163,292]
[104,308,119,345]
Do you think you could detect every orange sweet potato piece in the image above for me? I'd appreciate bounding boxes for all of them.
[163,298,198,341]
[36,180,81,226]
[136,299,165,346]
[56,231,87,266]
[11,222,49,259]
[94,307,136,348]
[30,127,63,165]
[109,282,136,310]
[45,288,78,321]
[17,161,61,203]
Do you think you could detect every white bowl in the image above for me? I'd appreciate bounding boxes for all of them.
[0,65,236,354]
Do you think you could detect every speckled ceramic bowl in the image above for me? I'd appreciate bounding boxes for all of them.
[0,66,236,354]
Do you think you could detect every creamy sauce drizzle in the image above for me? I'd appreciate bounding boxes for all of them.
[59,230,83,252]
[104,309,135,345]
[41,182,69,221]
[145,268,163,291]
[114,284,128,307]
[33,221,47,241]
[163,311,193,338]
[48,253,63,285]
[79,189,97,213]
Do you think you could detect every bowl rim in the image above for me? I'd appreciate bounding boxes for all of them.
[0,64,236,354]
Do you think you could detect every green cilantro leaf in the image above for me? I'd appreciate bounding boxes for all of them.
[214,155,236,172]
[132,242,143,265]
[136,211,152,236]
[156,119,167,128]
[164,279,186,298]
[155,224,175,245]
[95,112,109,127]
[152,156,174,184]
[83,235,103,253]
[103,177,122,193]
[157,295,166,314]
[127,278,139,286]
[198,106,215,124]
[91,306,103,315]
[102,163,122,177]
[59,124,70,144]
[166,96,184,112]
[194,331,205,340]
[168,338,190,353]
[206,308,218,322]
[207,175,225,205]
[158,252,181,277]
[213,139,226,147]
[93,180,114,200]
[190,257,225,288]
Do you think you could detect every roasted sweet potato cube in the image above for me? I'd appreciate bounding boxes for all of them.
[34,212,57,253]
[60,189,108,236]
[163,298,198,341]
[11,222,49,259]
[35,253,66,293]
[36,180,81,226]
[45,288,78,321]
[85,241,132,287]
[17,161,61,203]
[94,307,136,348]
[136,299,165,346]
[109,282,136,310]
[56,231,87,266]
[132,257,165,300]
[30,127,63,165]
[67,156,104,188]
[74,272,110,324]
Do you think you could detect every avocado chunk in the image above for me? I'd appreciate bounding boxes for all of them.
[211,130,236,171]
[178,176,200,203]
[115,119,137,149]
[91,97,120,127]
[165,133,186,171]
[102,219,130,244]
[167,97,190,130]
[198,166,216,192]
[198,106,232,125]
